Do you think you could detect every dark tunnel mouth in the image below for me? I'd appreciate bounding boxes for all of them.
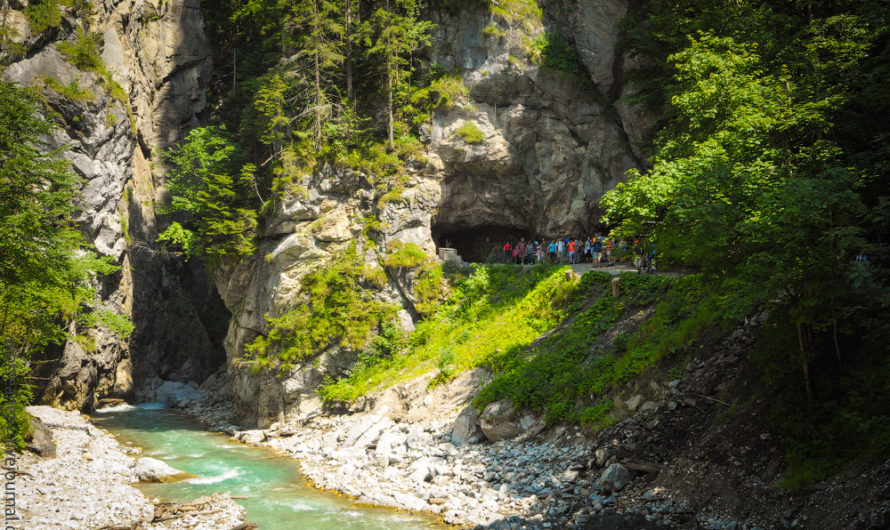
[432,223,538,263]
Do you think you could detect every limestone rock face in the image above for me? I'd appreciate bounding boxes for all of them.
[211,166,442,427]
[5,0,221,411]
[425,3,650,246]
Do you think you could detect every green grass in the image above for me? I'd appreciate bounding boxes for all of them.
[26,0,63,34]
[382,240,446,316]
[57,29,103,71]
[475,272,687,427]
[455,121,485,144]
[484,24,505,38]
[320,265,579,402]
[319,266,722,434]
[383,240,427,269]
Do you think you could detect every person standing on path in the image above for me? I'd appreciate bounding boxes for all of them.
[503,241,511,264]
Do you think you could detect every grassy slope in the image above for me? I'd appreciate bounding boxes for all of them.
[321,265,709,430]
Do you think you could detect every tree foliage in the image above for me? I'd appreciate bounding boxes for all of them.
[606,0,890,484]
[158,126,258,259]
[0,80,121,447]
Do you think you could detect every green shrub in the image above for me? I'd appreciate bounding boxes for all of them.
[57,29,103,72]
[383,240,427,269]
[484,24,505,37]
[531,31,587,78]
[42,75,95,103]
[244,244,399,373]
[26,0,63,34]
[455,121,485,144]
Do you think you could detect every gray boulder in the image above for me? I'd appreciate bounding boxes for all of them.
[450,405,484,446]
[596,463,632,492]
[479,399,528,442]
[376,430,408,463]
[134,457,189,483]
[25,416,56,458]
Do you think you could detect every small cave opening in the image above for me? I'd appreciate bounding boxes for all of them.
[432,223,535,263]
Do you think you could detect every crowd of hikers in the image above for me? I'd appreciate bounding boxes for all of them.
[498,235,658,273]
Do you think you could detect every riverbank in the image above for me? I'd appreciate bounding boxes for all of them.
[184,368,699,529]
[18,406,248,529]
[176,323,890,530]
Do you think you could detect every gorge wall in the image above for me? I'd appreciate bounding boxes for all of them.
[3,0,224,410]
[214,0,652,427]
[4,0,649,421]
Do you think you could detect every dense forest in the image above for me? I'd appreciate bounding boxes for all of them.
[1,0,889,489]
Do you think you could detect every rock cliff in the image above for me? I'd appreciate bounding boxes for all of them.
[212,1,651,426]
[425,0,647,260]
[2,0,223,410]
[5,0,648,421]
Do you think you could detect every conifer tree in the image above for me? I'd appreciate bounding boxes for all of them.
[283,0,344,148]
[366,0,433,149]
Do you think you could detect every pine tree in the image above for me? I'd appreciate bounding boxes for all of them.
[282,0,345,149]
[366,0,433,150]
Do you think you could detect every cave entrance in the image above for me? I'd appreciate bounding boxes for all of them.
[432,224,534,263]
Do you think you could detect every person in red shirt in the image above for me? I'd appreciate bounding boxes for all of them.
[503,241,511,263]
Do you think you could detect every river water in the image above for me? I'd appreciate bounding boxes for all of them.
[91,403,444,529]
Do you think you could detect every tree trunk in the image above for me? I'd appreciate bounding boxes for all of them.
[796,322,813,406]
[832,315,841,364]
[313,0,322,149]
[315,50,322,148]
[345,0,353,102]
[387,57,394,150]
[385,0,394,150]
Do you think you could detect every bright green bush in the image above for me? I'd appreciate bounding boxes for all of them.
[25,0,63,34]
[320,265,577,401]
[41,75,95,103]
[57,29,104,72]
[455,121,485,144]
[244,244,399,373]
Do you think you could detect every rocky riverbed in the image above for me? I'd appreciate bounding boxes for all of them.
[18,406,248,529]
[180,368,755,530]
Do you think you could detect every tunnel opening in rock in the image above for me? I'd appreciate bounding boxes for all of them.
[432,224,535,263]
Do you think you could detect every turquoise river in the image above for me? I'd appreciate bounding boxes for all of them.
[91,403,445,529]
